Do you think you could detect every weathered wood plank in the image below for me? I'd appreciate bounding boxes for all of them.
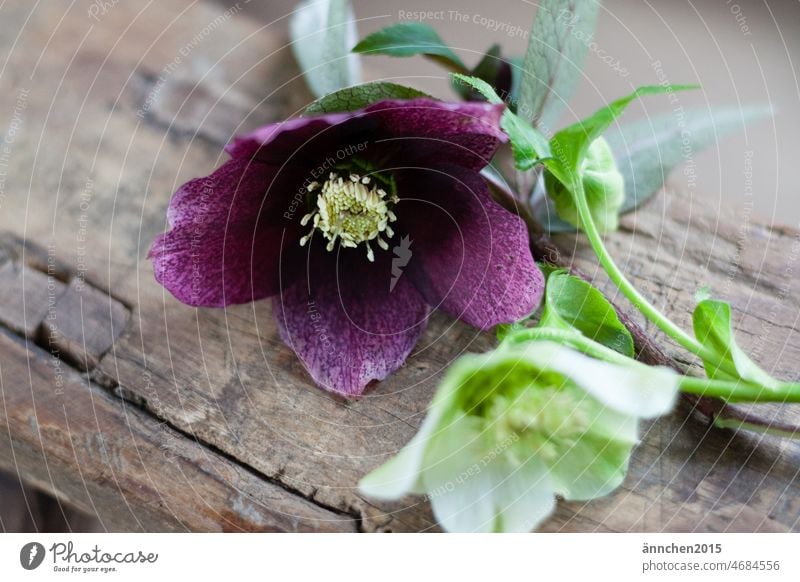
[0,261,65,337]
[42,278,131,370]
[0,327,355,532]
[0,233,130,374]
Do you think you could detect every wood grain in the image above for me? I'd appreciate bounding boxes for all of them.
[42,278,131,370]
[0,326,355,532]
[0,0,797,532]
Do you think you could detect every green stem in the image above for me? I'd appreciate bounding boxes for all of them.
[505,327,800,404]
[505,327,631,365]
[679,378,800,403]
[569,178,739,376]
[712,416,800,439]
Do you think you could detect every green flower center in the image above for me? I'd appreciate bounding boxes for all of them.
[300,172,398,262]
[475,379,591,463]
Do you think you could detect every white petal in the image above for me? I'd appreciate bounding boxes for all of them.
[429,468,496,533]
[548,433,633,501]
[584,400,640,445]
[423,416,496,533]
[358,371,463,499]
[491,457,556,533]
[521,342,680,418]
[358,437,430,499]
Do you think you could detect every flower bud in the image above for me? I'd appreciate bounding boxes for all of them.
[545,136,625,233]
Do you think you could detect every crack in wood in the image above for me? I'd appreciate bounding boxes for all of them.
[0,235,131,372]
[106,379,363,525]
[0,237,362,528]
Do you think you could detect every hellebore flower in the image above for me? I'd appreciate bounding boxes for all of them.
[544,136,625,233]
[149,99,543,396]
[359,341,679,532]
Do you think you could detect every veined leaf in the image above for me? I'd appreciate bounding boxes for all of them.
[518,0,601,131]
[452,73,551,169]
[546,85,699,187]
[540,269,634,356]
[508,56,524,109]
[608,104,772,213]
[304,81,430,115]
[692,291,781,391]
[535,104,770,232]
[353,23,467,72]
[290,0,361,98]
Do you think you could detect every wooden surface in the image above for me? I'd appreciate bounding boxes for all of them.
[0,0,798,532]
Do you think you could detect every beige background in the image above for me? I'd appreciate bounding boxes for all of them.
[241,0,800,226]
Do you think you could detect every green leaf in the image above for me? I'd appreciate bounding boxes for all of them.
[518,0,601,131]
[505,113,554,171]
[609,105,772,214]
[692,292,780,390]
[452,73,551,170]
[546,85,699,187]
[353,23,467,72]
[536,85,698,235]
[290,0,361,99]
[450,74,502,104]
[303,81,430,115]
[534,105,771,233]
[539,269,634,357]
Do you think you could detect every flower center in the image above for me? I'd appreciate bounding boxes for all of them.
[486,384,590,463]
[299,172,398,262]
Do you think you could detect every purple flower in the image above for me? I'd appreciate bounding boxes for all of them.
[149,99,544,397]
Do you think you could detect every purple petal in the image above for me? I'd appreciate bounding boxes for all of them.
[224,112,355,161]
[362,99,506,170]
[401,166,543,329]
[150,226,289,307]
[273,249,430,397]
[225,99,505,172]
[149,158,303,307]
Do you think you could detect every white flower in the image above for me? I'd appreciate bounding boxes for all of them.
[359,341,679,532]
